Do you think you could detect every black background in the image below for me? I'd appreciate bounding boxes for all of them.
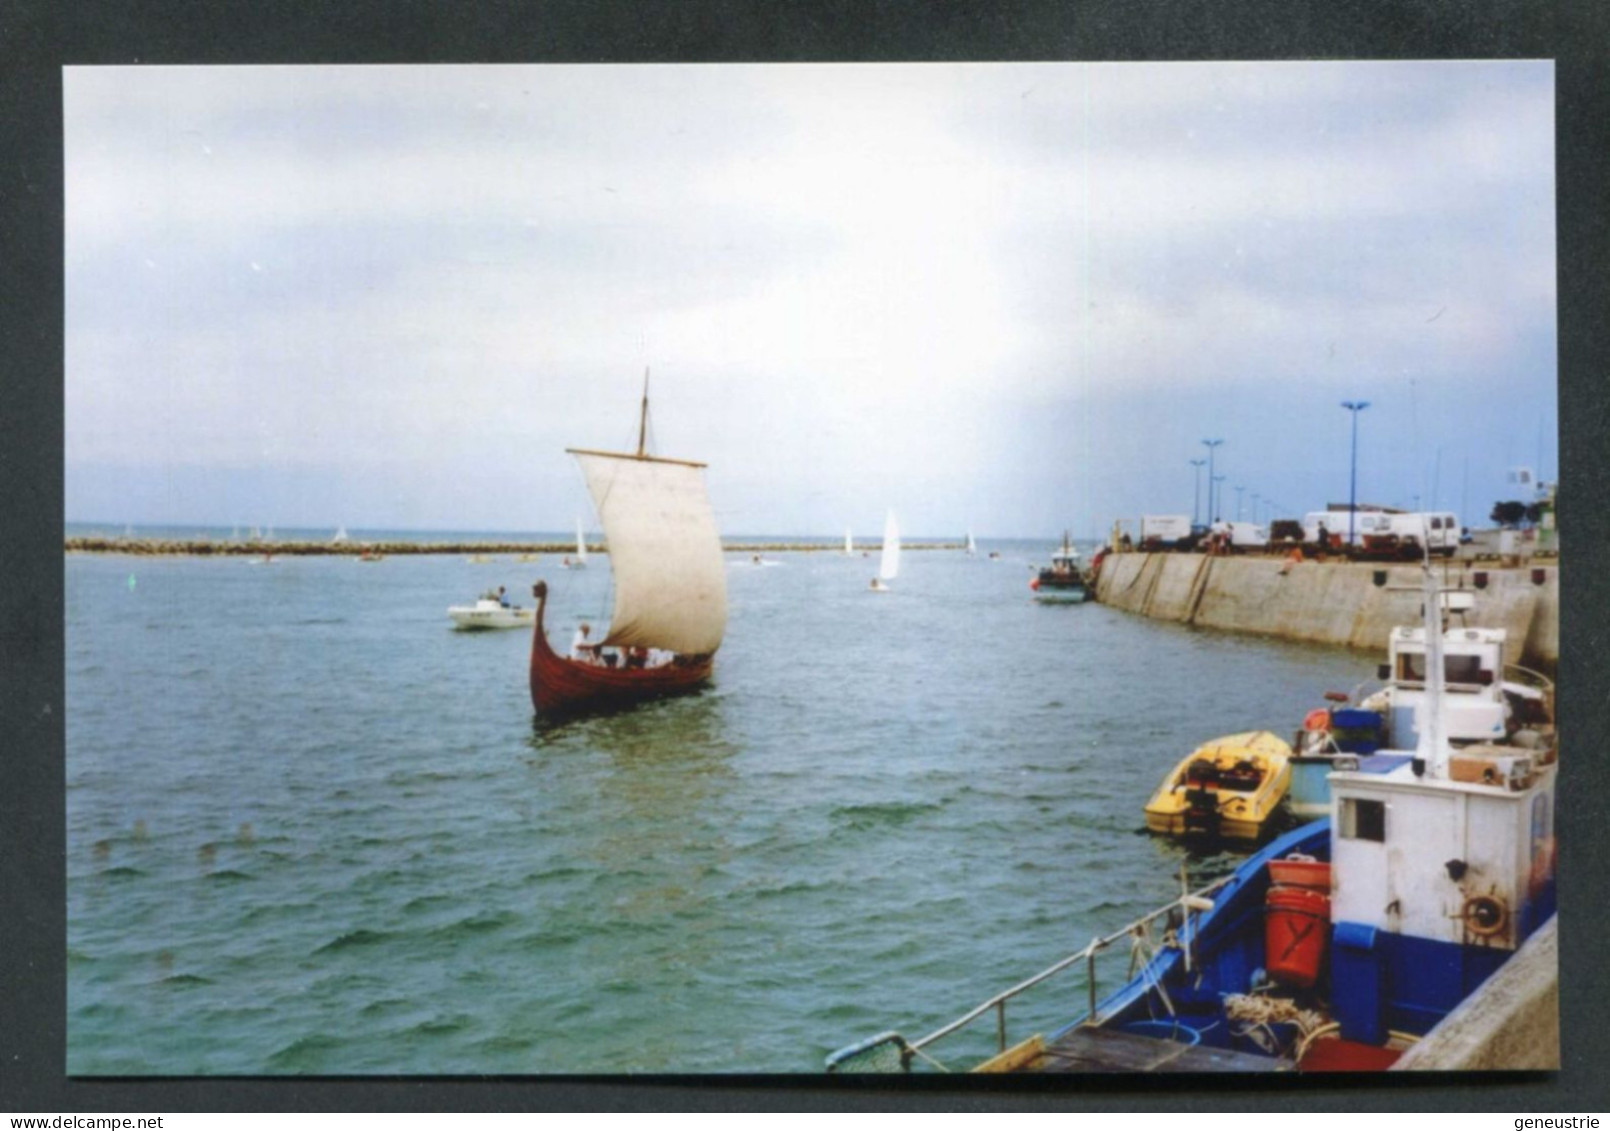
[4,0,1607,1113]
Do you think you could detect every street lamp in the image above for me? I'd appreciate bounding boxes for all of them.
[1202,439,1224,522]
[1234,485,1245,521]
[1189,459,1206,527]
[1341,401,1371,547]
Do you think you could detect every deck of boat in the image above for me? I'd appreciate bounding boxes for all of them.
[1023,1027,1289,1073]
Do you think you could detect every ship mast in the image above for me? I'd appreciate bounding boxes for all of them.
[636,367,650,458]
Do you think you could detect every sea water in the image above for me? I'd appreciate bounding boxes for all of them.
[66,541,1371,1074]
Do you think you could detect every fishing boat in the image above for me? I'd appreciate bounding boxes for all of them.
[1030,532,1086,602]
[528,373,727,717]
[1143,730,1293,842]
[448,591,534,630]
[870,510,899,591]
[1286,581,1555,819]
[826,560,1559,1074]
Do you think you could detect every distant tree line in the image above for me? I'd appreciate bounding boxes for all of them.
[1489,500,1549,529]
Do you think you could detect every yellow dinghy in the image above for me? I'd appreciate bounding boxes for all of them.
[1144,730,1293,842]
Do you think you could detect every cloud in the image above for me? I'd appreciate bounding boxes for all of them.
[64,62,1556,535]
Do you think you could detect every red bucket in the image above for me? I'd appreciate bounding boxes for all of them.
[1265,885,1330,989]
[1268,855,1331,892]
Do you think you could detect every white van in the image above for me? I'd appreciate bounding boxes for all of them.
[1387,512,1460,557]
[1302,510,1390,548]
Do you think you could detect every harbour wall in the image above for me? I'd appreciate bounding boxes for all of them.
[64,538,961,557]
[1092,552,1558,675]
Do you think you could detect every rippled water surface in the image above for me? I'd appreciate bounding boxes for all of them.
[66,542,1372,1073]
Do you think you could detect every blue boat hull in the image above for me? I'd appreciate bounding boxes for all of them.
[1062,818,1556,1066]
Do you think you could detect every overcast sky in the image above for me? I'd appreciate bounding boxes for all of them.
[64,62,1556,539]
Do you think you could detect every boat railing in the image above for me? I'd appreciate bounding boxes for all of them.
[824,871,1237,1073]
[1503,663,1555,698]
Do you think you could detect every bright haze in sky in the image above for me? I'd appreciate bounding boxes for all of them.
[65,62,1556,539]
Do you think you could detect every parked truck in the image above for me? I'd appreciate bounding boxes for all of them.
[1301,510,1460,558]
[1139,514,1194,550]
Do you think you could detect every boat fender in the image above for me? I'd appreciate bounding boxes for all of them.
[1302,708,1331,732]
[1029,577,1040,591]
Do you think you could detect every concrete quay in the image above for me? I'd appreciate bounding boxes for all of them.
[1092,551,1558,675]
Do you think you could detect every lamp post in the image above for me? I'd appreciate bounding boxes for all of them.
[1189,459,1206,527]
[1212,475,1226,523]
[1202,439,1224,522]
[1341,401,1370,547]
[1234,485,1245,521]
[1251,491,1261,525]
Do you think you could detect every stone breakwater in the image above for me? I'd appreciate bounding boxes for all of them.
[1092,551,1558,675]
[65,537,961,557]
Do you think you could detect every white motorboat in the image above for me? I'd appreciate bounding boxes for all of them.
[448,593,535,631]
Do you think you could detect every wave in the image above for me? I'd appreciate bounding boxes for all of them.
[265,1032,343,1072]
[830,800,944,829]
[158,972,214,986]
[312,928,395,954]
[204,868,255,882]
[428,910,520,939]
[405,1013,472,1037]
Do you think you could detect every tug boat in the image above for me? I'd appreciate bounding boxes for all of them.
[1143,731,1293,842]
[1030,532,1087,602]
[826,560,1558,1074]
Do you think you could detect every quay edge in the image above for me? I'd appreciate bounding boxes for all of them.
[1092,551,1557,676]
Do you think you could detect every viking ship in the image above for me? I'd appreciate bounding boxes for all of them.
[528,374,728,716]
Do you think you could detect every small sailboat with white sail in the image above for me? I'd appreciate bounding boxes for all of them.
[870,510,900,592]
[845,528,854,556]
[528,372,728,717]
[564,518,589,569]
[965,529,977,555]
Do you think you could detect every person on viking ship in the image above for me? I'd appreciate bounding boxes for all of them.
[570,623,597,662]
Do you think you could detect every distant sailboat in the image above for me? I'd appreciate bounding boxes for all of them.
[844,527,854,556]
[332,525,349,544]
[529,372,727,716]
[571,517,589,568]
[966,529,977,555]
[871,510,899,591]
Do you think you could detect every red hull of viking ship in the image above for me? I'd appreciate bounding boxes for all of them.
[527,582,712,716]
